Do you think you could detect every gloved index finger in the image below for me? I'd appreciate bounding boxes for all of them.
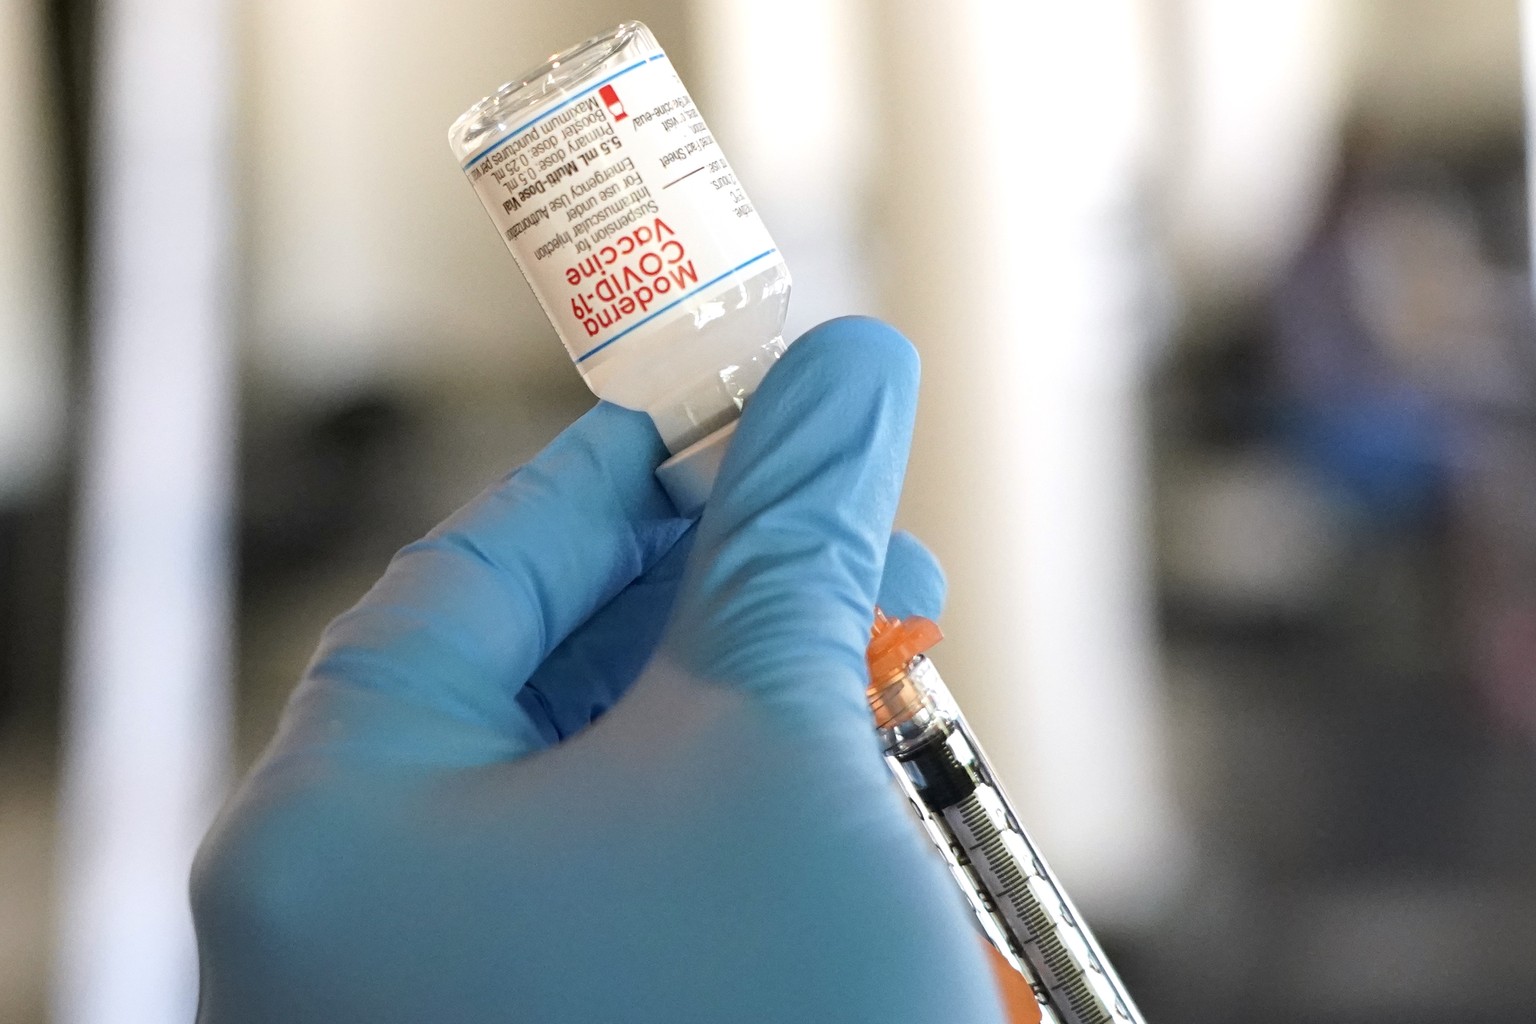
[307,401,690,743]
[664,317,920,730]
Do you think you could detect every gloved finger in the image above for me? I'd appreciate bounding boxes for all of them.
[519,528,947,745]
[517,525,697,744]
[306,402,689,738]
[876,530,947,622]
[662,316,919,725]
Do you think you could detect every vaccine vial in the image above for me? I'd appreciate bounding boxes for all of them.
[450,21,791,508]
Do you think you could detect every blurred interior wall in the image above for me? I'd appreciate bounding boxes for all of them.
[1161,0,1354,310]
[1528,1,1536,278]
[872,0,1184,922]
[1356,0,1523,146]
[56,0,237,1020]
[1165,0,1523,316]
[0,4,66,1018]
[0,0,66,504]
[238,0,693,404]
[689,0,879,336]
[2,1,81,1016]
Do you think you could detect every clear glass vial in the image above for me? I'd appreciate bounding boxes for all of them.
[450,22,791,490]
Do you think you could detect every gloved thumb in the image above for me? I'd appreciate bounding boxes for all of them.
[661,317,919,730]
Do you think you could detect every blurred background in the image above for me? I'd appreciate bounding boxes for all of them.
[4,0,1536,1021]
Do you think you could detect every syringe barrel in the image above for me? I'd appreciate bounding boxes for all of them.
[875,656,1146,1024]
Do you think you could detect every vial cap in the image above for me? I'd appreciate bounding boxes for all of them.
[655,420,738,517]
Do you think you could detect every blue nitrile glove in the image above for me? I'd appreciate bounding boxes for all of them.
[192,317,1006,1023]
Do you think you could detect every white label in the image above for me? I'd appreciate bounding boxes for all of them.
[462,52,778,365]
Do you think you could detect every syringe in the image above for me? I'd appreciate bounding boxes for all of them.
[867,611,1147,1024]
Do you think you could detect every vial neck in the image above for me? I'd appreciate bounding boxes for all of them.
[649,397,742,455]
[646,335,784,454]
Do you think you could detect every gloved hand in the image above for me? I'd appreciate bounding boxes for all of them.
[192,317,1006,1023]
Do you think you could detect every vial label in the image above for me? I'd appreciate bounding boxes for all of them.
[461,52,777,367]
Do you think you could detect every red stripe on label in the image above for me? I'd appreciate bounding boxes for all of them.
[599,84,627,121]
